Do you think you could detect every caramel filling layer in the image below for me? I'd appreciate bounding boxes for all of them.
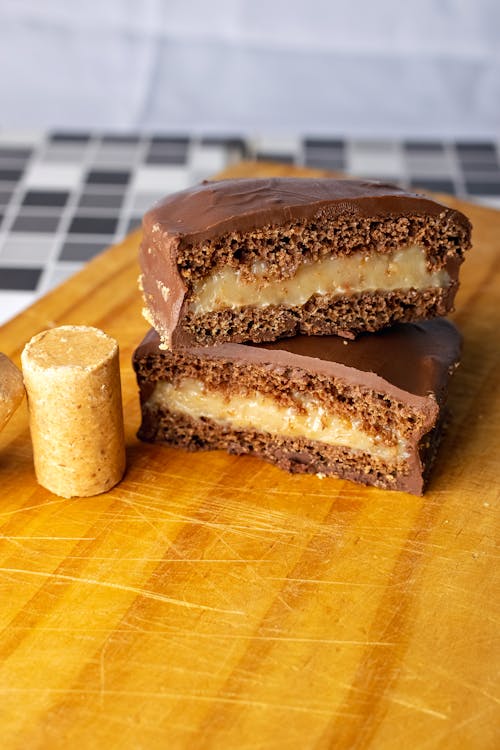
[190,245,449,315]
[148,378,408,462]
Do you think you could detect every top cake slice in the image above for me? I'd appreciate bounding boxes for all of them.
[139,177,471,348]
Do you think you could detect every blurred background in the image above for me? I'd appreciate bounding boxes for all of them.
[0,0,499,322]
[1,0,499,136]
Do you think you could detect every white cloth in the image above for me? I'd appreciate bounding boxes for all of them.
[1,0,499,137]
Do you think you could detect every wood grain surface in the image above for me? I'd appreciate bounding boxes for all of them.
[0,163,498,749]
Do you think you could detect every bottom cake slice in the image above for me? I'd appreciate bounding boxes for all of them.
[133,320,461,495]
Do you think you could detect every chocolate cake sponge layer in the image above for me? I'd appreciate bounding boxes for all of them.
[189,287,454,345]
[139,178,471,347]
[133,319,461,495]
[138,409,444,493]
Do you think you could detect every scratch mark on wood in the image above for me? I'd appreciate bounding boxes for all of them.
[422,663,500,706]
[389,696,449,720]
[0,686,360,718]
[0,567,245,616]
[266,576,385,587]
[1,625,395,646]
[1,536,97,541]
[99,641,108,709]
[57,557,280,564]
[125,475,341,500]
[0,498,69,517]
[223,635,395,646]
[417,707,495,749]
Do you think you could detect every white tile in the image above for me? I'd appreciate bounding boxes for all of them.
[131,192,167,213]
[350,140,399,153]
[347,147,405,178]
[43,265,81,292]
[189,144,228,173]
[24,162,84,189]
[405,156,453,177]
[0,131,43,147]
[0,238,53,262]
[92,145,140,165]
[251,135,301,155]
[132,166,191,192]
[41,145,89,163]
[470,196,500,210]
[0,291,36,325]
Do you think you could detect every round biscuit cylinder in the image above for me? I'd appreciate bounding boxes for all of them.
[21,326,126,498]
[0,353,25,432]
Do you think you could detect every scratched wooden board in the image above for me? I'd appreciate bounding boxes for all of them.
[0,162,498,750]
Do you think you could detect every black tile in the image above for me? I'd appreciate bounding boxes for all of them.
[11,215,61,233]
[0,266,42,290]
[304,154,345,170]
[150,135,190,147]
[148,141,188,152]
[456,141,496,155]
[0,167,23,182]
[0,147,33,160]
[49,131,91,143]
[147,141,188,153]
[460,161,500,175]
[101,133,141,144]
[410,179,456,193]
[127,216,142,233]
[404,141,444,153]
[77,193,124,210]
[0,189,12,206]
[200,136,247,152]
[304,146,344,156]
[456,145,498,168]
[22,190,70,207]
[85,170,130,186]
[465,180,500,196]
[59,241,106,261]
[145,151,187,165]
[68,216,118,234]
[81,184,126,196]
[255,152,295,164]
[304,138,345,149]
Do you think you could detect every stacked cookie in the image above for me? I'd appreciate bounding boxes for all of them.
[133,178,471,494]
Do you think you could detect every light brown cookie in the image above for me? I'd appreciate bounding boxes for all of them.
[0,353,24,432]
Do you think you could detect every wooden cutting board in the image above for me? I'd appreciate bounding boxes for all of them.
[0,162,498,750]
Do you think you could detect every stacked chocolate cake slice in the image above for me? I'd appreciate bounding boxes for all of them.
[133,178,471,494]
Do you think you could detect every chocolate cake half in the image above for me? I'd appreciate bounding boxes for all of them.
[139,178,471,348]
[133,319,461,495]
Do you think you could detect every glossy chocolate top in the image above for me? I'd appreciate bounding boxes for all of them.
[134,319,461,412]
[143,177,470,245]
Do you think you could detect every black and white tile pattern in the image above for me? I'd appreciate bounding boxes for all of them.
[1,131,499,325]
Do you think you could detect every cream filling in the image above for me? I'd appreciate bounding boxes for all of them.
[190,245,449,315]
[148,378,409,463]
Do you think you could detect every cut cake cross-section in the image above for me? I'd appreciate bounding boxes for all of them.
[139,178,471,348]
[133,319,461,495]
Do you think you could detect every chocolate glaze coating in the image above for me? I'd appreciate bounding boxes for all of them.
[139,178,471,349]
[143,177,470,244]
[135,319,461,413]
[133,319,462,495]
